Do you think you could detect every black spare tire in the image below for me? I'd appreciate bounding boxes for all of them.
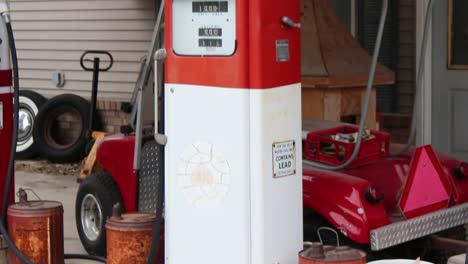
[33,94,92,163]
[16,90,47,159]
[76,172,123,257]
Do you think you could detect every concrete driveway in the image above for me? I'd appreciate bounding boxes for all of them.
[15,170,101,263]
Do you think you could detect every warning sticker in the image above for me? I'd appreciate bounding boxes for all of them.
[272,140,296,178]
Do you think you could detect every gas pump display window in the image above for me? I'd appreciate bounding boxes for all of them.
[173,0,236,56]
[192,2,228,13]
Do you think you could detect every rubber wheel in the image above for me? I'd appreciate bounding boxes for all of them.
[16,90,47,159]
[33,94,92,163]
[75,172,123,257]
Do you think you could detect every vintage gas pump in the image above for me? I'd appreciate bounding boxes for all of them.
[164,0,302,263]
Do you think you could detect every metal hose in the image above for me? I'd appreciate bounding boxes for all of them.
[303,0,388,170]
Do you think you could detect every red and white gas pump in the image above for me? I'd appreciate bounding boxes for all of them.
[164,0,302,263]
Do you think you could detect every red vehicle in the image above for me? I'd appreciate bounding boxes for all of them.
[301,121,468,255]
[75,120,468,258]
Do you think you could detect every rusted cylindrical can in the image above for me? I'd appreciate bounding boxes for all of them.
[106,212,164,264]
[299,242,366,264]
[7,199,64,264]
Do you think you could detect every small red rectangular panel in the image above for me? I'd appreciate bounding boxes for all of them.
[0,70,12,87]
[248,0,301,88]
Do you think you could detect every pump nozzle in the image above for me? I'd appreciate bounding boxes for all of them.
[0,0,10,22]
[282,16,301,28]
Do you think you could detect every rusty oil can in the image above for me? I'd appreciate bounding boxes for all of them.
[7,189,64,264]
[299,242,366,264]
[106,208,164,264]
[300,227,366,264]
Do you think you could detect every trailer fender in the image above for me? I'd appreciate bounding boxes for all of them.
[303,166,390,244]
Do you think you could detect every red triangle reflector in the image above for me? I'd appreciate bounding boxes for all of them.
[399,145,452,219]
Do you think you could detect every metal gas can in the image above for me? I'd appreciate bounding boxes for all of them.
[299,242,366,264]
[106,210,163,264]
[7,190,64,264]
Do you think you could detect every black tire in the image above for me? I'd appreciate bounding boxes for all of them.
[16,90,47,159]
[75,172,123,257]
[33,94,92,163]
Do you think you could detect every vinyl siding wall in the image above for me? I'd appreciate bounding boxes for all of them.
[10,0,155,101]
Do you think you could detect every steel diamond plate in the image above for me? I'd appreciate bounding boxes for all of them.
[370,203,468,251]
[138,140,162,213]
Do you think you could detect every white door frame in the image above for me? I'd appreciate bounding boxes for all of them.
[416,0,433,145]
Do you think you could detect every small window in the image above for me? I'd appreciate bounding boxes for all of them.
[448,0,468,69]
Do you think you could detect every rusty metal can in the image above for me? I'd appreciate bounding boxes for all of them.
[7,197,64,264]
[106,212,163,264]
[299,243,366,264]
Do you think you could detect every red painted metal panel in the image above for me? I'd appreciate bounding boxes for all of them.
[96,134,137,212]
[0,70,12,87]
[164,0,301,89]
[399,145,452,219]
[345,159,408,213]
[427,152,468,205]
[303,166,390,244]
[248,0,301,88]
[0,92,15,216]
[165,0,250,89]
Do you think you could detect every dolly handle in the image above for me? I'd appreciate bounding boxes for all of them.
[80,50,114,72]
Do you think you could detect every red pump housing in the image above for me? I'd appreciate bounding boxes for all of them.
[0,70,15,215]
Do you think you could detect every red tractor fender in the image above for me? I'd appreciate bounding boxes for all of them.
[303,166,391,244]
[96,134,138,212]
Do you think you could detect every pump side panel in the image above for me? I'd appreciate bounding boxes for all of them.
[247,0,302,261]
[164,84,251,264]
[250,84,303,264]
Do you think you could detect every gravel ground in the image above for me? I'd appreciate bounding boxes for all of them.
[15,159,81,176]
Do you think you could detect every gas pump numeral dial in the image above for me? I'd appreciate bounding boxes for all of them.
[199,39,222,47]
[199,28,222,37]
[192,1,228,13]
